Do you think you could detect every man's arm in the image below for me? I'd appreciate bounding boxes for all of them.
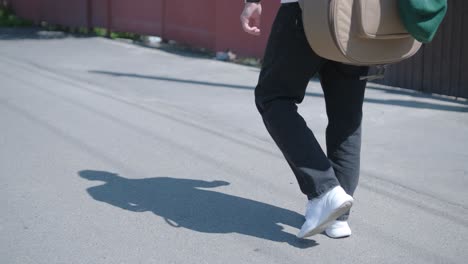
[240,0,262,36]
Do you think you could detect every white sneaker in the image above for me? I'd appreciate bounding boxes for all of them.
[325,220,352,239]
[297,186,353,238]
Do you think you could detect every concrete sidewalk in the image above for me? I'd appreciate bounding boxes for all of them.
[1,28,467,264]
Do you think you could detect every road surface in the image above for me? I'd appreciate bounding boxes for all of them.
[1,28,467,264]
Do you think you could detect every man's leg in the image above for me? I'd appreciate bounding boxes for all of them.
[319,61,369,221]
[255,3,339,199]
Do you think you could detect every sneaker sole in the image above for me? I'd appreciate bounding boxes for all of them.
[325,232,351,239]
[301,201,353,238]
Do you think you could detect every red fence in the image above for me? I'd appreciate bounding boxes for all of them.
[7,0,468,98]
[10,0,279,57]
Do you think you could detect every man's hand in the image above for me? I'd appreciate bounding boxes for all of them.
[240,3,262,36]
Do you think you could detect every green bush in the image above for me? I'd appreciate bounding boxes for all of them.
[110,31,139,40]
[0,6,32,27]
[93,27,107,37]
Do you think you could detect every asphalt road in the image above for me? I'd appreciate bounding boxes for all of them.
[1,28,468,264]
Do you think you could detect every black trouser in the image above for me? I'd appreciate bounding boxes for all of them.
[255,3,369,220]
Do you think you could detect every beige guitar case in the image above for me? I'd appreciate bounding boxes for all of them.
[299,0,422,65]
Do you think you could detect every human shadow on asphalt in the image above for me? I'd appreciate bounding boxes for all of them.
[78,170,317,248]
[89,70,468,113]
